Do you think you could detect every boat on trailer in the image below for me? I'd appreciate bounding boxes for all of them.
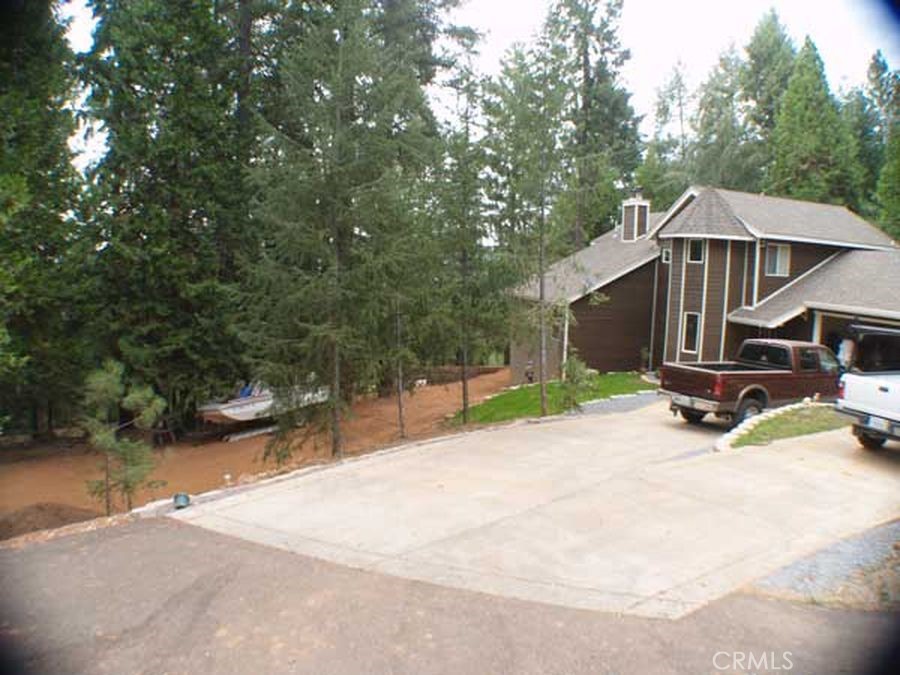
[197,386,329,425]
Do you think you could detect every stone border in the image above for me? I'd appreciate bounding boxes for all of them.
[715,400,834,452]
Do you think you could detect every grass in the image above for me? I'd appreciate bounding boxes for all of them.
[456,372,656,426]
[732,406,849,448]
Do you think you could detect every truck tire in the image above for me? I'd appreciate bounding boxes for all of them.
[680,409,707,424]
[732,398,763,428]
[854,427,886,450]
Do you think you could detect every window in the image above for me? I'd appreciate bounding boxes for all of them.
[661,248,671,264]
[818,349,840,374]
[682,312,700,353]
[737,342,791,368]
[765,243,791,277]
[798,348,819,371]
[687,239,704,264]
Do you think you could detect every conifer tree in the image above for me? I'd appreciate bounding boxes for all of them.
[769,38,862,207]
[877,124,900,239]
[0,0,84,433]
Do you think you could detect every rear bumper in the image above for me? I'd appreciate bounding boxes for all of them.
[835,401,900,439]
[659,389,729,413]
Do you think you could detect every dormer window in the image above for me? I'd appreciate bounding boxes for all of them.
[765,243,791,277]
[621,190,651,242]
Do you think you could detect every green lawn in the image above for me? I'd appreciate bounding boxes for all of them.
[732,406,849,448]
[457,372,656,425]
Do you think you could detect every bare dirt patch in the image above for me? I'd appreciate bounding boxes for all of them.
[0,369,509,539]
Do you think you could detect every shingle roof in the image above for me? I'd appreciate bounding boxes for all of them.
[656,188,752,240]
[729,248,900,328]
[657,187,895,249]
[516,217,662,303]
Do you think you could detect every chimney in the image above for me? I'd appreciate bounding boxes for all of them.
[621,188,651,241]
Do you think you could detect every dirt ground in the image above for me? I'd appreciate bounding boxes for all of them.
[0,369,510,539]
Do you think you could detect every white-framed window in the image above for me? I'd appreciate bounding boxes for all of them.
[661,248,671,264]
[682,312,700,354]
[765,243,791,277]
[687,239,704,264]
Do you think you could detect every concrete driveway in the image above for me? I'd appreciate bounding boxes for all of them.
[174,400,900,619]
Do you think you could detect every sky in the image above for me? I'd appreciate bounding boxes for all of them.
[61,0,900,161]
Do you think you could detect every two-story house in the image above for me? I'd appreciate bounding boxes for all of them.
[512,185,899,384]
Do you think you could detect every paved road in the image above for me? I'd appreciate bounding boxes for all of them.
[2,518,898,675]
[173,401,900,618]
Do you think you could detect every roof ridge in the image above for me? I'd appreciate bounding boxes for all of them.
[703,188,752,236]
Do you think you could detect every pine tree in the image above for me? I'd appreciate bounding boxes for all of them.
[693,47,763,192]
[841,87,884,215]
[877,124,900,239]
[740,10,795,142]
[544,0,641,245]
[245,0,438,457]
[83,0,252,424]
[0,0,84,433]
[769,38,862,207]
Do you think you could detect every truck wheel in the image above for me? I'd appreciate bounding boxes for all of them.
[680,409,706,424]
[733,398,763,427]
[855,427,886,450]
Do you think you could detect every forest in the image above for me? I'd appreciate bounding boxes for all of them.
[2,0,899,458]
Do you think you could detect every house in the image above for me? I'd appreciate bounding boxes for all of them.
[511,186,899,384]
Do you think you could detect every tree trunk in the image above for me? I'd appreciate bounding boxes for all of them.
[331,341,343,459]
[574,30,592,249]
[237,0,252,141]
[538,191,548,418]
[104,452,111,517]
[461,338,470,424]
[395,299,406,439]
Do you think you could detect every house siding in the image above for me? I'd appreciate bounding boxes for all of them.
[623,205,636,240]
[701,240,728,361]
[744,242,757,306]
[665,239,684,361]
[679,240,705,362]
[757,242,838,300]
[651,254,669,368]
[568,261,656,372]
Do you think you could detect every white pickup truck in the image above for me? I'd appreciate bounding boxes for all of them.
[834,325,900,449]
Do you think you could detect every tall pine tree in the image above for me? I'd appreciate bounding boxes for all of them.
[769,38,862,207]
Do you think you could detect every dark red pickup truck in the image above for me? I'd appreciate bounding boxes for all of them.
[660,339,842,426]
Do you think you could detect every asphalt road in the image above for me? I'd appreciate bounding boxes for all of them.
[1,517,898,675]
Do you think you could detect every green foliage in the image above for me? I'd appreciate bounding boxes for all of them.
[83,360,166,513]
[692,47,764,192]
[559,355,593,412]
[0,0,85,432]
[245,0,442,457]
[842,87,885,215]
[740,10,795,141]
[769,38,862,207]
[877,124,900,239]
[457,372,655,425]
[83,0,252,425]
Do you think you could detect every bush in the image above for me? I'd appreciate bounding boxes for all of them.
[559,355,592,412]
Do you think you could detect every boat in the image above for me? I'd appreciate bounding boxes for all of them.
[197,385,329,425]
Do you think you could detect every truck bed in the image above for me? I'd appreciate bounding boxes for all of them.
[675,361,784,372]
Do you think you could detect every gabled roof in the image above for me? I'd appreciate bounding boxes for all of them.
[729,248,900,328]
[516,218,662,304]
[654,186,895,250]
[656,188,752,240]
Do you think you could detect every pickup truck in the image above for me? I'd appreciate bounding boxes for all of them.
[660,339,841,427]
[834,324,900,449]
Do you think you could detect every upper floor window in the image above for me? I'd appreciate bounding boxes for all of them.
[687,239,704,264]
[765,243,791,277]
[661,248,671,264]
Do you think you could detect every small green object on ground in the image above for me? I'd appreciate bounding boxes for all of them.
[458,372,655,425]
[733,406,849,448]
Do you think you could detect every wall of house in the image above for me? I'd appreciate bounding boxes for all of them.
[744,242,756,306]
[509,323,564,386]
[757,242,838,300]
[664,239,683,362]
[568,261,656,372]
[650,255,669,369]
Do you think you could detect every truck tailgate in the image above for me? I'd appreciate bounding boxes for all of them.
[842,372,900,420]
[661,364,718,399]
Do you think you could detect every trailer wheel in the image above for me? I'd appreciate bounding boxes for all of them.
[732,398,763,428]
[854,427,886,450]
[679,409,706,424]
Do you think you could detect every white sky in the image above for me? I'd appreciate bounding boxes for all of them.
[61,0,900,159]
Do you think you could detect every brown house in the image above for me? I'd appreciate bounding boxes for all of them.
[511,186,899,384]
